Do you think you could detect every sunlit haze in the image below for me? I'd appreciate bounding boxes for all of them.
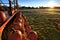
[2,0,60,7]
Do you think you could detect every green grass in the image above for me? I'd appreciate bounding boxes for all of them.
[21,9,60,40]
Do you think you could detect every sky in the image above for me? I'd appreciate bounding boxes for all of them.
[1,0,60,7]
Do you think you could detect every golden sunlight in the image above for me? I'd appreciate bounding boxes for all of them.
[49,6,54,8]
[44,1,57,8]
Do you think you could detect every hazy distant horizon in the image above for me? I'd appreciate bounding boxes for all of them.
[19,0,60,7]
[19,4,60,7]
[2,0,60,7]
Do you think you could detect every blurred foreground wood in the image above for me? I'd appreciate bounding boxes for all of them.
[0,11,18,40]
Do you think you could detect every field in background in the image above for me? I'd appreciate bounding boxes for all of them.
[20,9,60,40]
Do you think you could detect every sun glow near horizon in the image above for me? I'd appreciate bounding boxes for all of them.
[44,1,57,8]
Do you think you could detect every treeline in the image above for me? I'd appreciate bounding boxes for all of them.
[0,6,9,11]
[0,6,60,10]
[39,7,60,9]
[19,6,60,9]
[19,6,37,9]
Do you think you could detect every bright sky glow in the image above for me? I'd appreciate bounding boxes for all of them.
[44,1,56,7]
[2,0,60,7]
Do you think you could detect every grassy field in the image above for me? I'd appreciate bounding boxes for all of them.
[20,9,60,40]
